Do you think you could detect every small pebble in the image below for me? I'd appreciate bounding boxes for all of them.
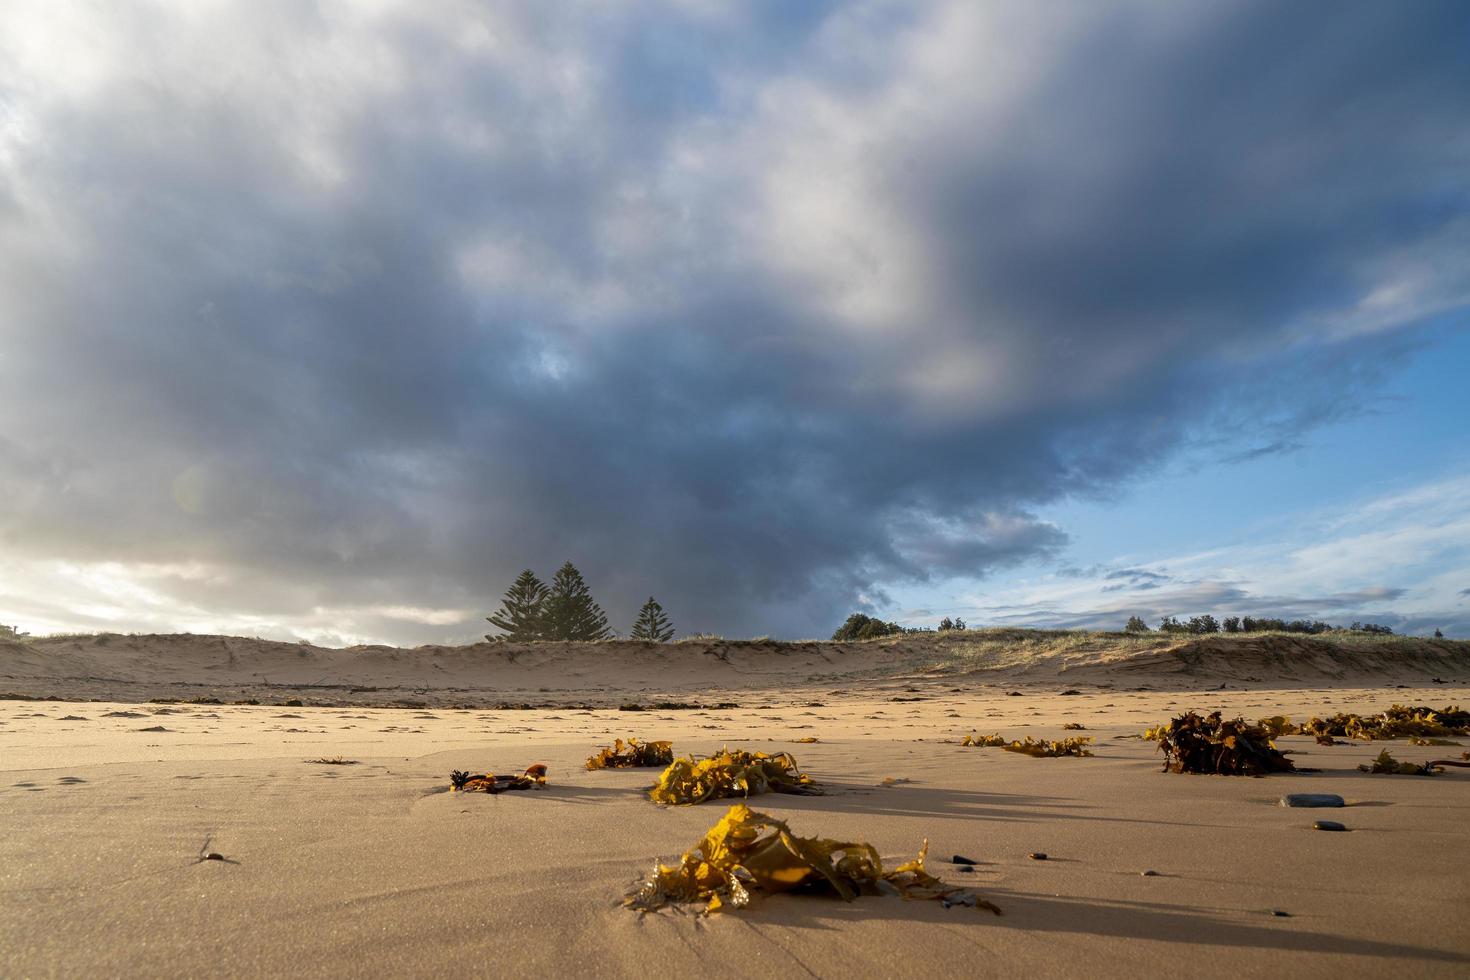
[1028,852,1047,861]
[1313,820,1346,832]
[951,854,978,866]
[1271,910,1291,917]
[204,853,225,861]
[1141,869,1159,877]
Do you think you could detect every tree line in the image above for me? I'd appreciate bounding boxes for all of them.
[831,613,966,641]
[486,561,674,642]
[1125,614,1395,636]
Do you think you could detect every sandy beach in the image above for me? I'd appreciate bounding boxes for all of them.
[3,633,1469,977]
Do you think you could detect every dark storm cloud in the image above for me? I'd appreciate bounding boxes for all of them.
[1,2,1467,640]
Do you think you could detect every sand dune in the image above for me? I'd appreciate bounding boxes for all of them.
[3,629,1464,707]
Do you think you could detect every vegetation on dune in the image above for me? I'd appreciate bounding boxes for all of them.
[831,613,909,641]
[630,596,675,642]
[486,569,550,641]
[485,561,615,641]
[830,612,966,640]
[1138,614,1395,636]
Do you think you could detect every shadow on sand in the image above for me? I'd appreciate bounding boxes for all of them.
[731,889,1469,964]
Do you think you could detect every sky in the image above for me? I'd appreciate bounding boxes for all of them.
[1,1,1467,645]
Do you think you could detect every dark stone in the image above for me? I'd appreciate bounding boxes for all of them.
[1028,852,1047,861]
[1313,820,1347,832]
[1141,870,1159,877]
[951,854,978,866]
[1271,910,1291,917]
[1280,793,1345,808]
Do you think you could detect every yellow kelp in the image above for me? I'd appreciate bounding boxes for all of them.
[650,749,819,805]
[585,738,674,770]
[1301,705,1470,741]
[625,803,1001,915]
[1256,716,1298,738]
[1358,749,1437,776]
[1002,736,1093,758]
[960,733,1092,756]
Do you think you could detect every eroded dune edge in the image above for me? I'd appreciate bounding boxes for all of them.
[2,629,1466,706]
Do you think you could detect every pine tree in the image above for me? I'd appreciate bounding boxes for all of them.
[540,561,612,641]
[630,596,675,642]
[486,569,549,641]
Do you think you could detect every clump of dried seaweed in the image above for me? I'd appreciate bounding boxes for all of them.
[1150,712,1295,776]
[625,803,1001,915]
[1358,749,1437,776]
[1062,722,1088,731]
[585,738,674,771]
[1256,716,1299,738]
[1003,736,1093,758]
[960,732,1092,757]
[450,763,549,793]
[649,749,820,805]
[1301,705,1470,741]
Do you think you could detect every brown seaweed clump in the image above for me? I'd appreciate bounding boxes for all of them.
[1358,749,1438,776]
[625,803,1001,915]
[1002,736,1093,758]
[1151,712,1295,776]
[649,749,820,805]
[1301,705,1470,741]
[1255,716,1299,738]
[450,763,549,793]
[585,738,674,770]
[960,733,1092,757]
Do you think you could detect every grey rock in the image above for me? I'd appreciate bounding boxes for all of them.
[1280,793,1345,808]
